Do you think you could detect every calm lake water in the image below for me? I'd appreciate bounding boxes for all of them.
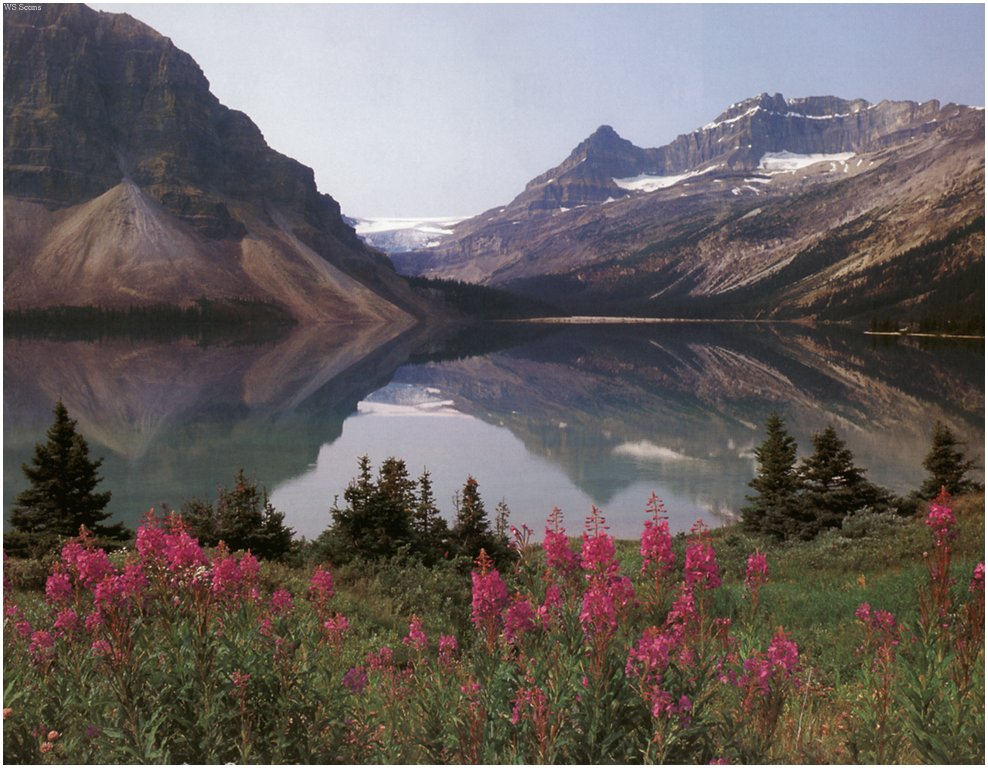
[4,322,983,541]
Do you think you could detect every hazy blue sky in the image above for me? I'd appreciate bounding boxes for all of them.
[91,3,985,218]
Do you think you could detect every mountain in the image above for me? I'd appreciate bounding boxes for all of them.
[394,94,984,325]
[3,4,431,326]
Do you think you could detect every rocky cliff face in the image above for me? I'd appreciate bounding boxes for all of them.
[3,4,429,325]
[396,93,984,324]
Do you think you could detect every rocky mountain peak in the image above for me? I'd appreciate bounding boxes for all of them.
[3,3,434,326]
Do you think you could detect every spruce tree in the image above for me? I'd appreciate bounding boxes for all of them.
[183,469,295,560]
[451,475,495,560]
[411,468,449,563]
[795,425,892,539]
[919,421,978,499]
[10,401,123,538]
[741,412,799,538]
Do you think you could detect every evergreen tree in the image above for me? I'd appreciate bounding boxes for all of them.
[451,475,495,560]
[411,469,449,563]
[328,456,415,560]
[919,421,978,499]
[10,401,124,538]
[183,469,295,560]
[795,425,893,539]
[741,412,799,538]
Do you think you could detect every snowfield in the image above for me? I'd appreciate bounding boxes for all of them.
[758,151,855,172]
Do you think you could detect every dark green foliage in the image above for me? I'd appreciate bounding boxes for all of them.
[10,401,125,539]
[3,299,295,344]
[411,469,451,564]
[404,275,559,319]
[182,469,295,560]
[793,425,894,540]
[741,412,799,538]
[919,421,979,499]
[321,457,512,566]
[451,475,494,560]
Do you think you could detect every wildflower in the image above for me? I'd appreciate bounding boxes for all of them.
[684,539,721,591]
[44,571,73,604]
[308,565,335,606]
[470,551,509,646]
[538,583,564,624]
[745,550,769,591]
[504,595,536,645]
[60,540,113,589]
[39,741,54,754]
[230,670,251,690]
[269,588,294,615]
[543,508,579,579]
[53,609,81,638]
[342,666,368,694]
[323,614,350,645]
[438,634,459,666]
[970,562,984,593]
[925,496,956,547]
[365,645,394,671]
[2,708,10,720]
[46,730,60,741]
[402,615,429,653]
[29,630,55,665]
[510,685,549,726]
[641,518,675,576]
[580,575,634,641]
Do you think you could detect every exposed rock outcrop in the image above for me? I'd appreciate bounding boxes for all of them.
[3,4,430,326]
[396,93,984,324]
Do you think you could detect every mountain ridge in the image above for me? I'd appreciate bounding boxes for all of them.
[392,93,984,325]
[3,3,433,326]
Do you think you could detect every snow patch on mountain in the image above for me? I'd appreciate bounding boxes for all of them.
[613,170,702,192]
[351,216,466,253]
[759,151,855,172]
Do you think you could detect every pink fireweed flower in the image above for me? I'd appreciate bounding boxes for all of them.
[93,564,147,613]
[504,595,537,645]
[323,614,350,645]
[538,583,564,624]
[581,529,617,579]
[269,588,294,616]
[210,549,243,603]
[925,501,956,547]
[60,540,113,589]
[438,634,459,666]
[543,507,580,579]
[855,602,900,650]
[308,565,335,606]
[365,645,394,671]
[684,539,721,591]
[15,619,33,640]
[640,518,675,576]
[53,609,81,638]
[45,571,73,605]
[471,551,509,645]
[29,630,56,668]
[230,670,251,690]
[402,615,429,653]
[580,575,635,641]
[745,550,769,591]
[970,562,984,593]
[510,685,549,726]
[766,629,800,674]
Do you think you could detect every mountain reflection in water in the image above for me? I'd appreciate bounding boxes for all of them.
[4,323,983,540]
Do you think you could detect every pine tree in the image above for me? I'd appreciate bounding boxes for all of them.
[919,421,978,499]
[10,401,123,538]
[451,475,495,560]
[741,412,799,538]
[183,469,295,560]
[795,425,892,539]
[411,468,449,563]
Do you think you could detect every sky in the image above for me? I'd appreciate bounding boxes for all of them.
[90,3,985,219]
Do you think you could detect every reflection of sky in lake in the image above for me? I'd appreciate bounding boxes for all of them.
[272,383,719,541]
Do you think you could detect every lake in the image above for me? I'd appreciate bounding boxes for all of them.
[3,322,983,541]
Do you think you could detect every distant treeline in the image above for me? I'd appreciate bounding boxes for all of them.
[407,276,560,320]
[869,315,985,336]
[3,299,296,344]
